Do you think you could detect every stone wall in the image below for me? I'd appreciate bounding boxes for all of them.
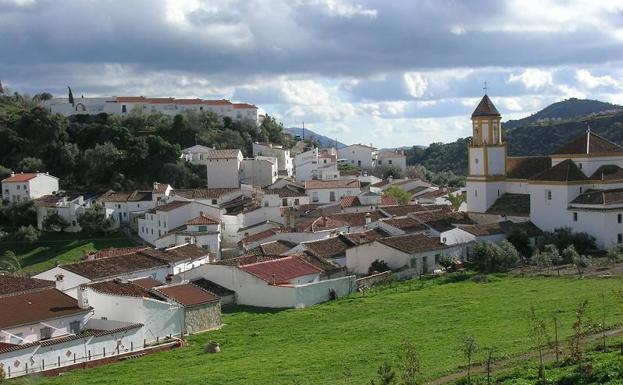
[185,302,222,334]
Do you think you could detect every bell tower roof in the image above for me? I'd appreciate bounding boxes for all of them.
[471,94,500,118]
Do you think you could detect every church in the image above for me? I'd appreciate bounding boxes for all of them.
[466,94,623,249]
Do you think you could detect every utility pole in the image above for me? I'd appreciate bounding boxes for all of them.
[302,121,305,140]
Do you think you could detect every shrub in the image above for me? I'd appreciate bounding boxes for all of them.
[42,212,70,232]
[77,204,114,235]
[470,241,519,273]
[13,225,40,243]
[542,227,596,256]
[605,245,623,264]
[368,259,391,274]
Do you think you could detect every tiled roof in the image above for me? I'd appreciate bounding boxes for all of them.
[326,211,386,227]
[382,217,428,233]
[1,172,39,183]
[551,131,623,156]
[85,280,159,299]
[377,151,405,158]
[62,252,168,280]
[86,246,149,260]
[215,254,283,266]
[498,220,543,237]
[155,283,220,307]
[147,200,190,213]
[486,193,530,217]
[471,94,500,117]
[264,186,306,198]
[174,188,240,200]
[131,277,164,290]
[240,256,322,284]
[380,195,397,206]
[381,204,439,217]
[0,288,90,329]
[304,179,360,189]
[0,275,54,296]
[340,195,362,207]
[589,165,623,181]
[459,222,507,237]
[506,156,552,179]
[340,229,389,245]
[152,183,171,194]
[233,103,258,109]
[191,278,235,297]
[529,159,588,182]
[297,216,350,232]
[239,228,281,245]
[417,189,457,200]
[303,237,351,259]
[410,209,473,232]
[164,244,210,261]
[99,190,152,202]
[187,214,220,225]
[258,240,297,255]
[570,188,623,206]
[378,234,448,254]
[371,180,390,188]
[206,149,241,159]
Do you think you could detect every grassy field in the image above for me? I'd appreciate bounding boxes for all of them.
[0,231,136,274]
[26,275,623,385]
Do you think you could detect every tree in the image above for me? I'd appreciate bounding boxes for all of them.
[605,245,622,264]
[13,225,40,243]
[438,255,455,272]
[573,254,591,276]
[369,259,391,274]
[369,362,396,385]
[527,306,549,382]
[77,205,114,235]
[542,227,596,256]
[506,228,532,257]
[482,346,497,385]
[471,241,518,273]
[458,334,479,385]
[68,86,74,106]
[0,250,21,274]
[499,240,520,268]
[444,193,466,212]
[17,157,44,172]
[42,212,70,232]
[397,340,422,385]
[562,244,580,266]
[568,300,589,373]
[384,186,411,205]
[530,249,552,272]
[1,200,37,227]
[0,165,10,181]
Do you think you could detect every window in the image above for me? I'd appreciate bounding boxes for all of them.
[619,214,622,224]
[389,160,393,165]
[122,104,127,113]
[378,160,382,165]
[497,189,500,196]
[211,199,217,205]
[198,225,207,232]
[578,163,583,169]
[40,326,52,340]
[580,187,583,193]
[618,233,623,244]
[546,190,552,201]
[329,191,336,202]
[573,212,578,222]
[474,189,477,197]
[69,321,81,335]
[16,185,20,190]
[294,199,299,206]
[264,201,269,207]
[282,198,288,206]
[312,192,319,203]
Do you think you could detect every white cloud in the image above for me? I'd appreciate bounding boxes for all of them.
[403,72,428,98]
[507,69,553,90]
[297,0,377,18]
[575,69,621,90]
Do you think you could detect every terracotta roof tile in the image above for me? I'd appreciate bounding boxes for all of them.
[304,179,360,189]
[340,195,362,207]
[206,149,241,159]
[303,237,351,259]
[382,217,428,233]
[506,156,552,179]
[174,188,240,200]
[239,256,322,284]
[551,131,623,156]
[85,279,159,299]
[146,200,190,213]
[131,277,164,290]
[191,278,235,297]
[471,94,500,117]
[529,159,588,182]
[186,214,220,225]
[1,173,40,183]
[258,240,297,255]
[86,246,149,260]
[154,283,220,307]
[589,165,623,181]
[0,275,54,296]
[63,252,168,280]
[381,204,439,217]
[486,193,531,217]
[570,188,623,206]
[239,228,281,245]
[164,244,211,261]
[378,234,448,254]
[263,186,306,198]
[100,190,152,202]
[215,254,284,266]
[0,288,89,329]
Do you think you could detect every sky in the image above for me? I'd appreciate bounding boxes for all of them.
[2,0,623,148]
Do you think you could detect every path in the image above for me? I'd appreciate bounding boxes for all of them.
[427,325,623,385]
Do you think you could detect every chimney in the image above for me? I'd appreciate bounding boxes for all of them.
[365,212,372,225]
[54,274,65,291]
[10,171,15,177]
[153,182,159,191]
[77,286,89,309]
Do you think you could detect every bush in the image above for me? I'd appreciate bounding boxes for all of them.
[384,186,411,205]
[42,212,70,232]
[542,227,596,256]
[368,259,391,274]
[77,204,114,235]
[506,228,532,257]
[13,225,40,243]
[0,200,37,227]
[470,241,519,273]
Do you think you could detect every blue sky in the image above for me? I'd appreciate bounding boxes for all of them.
[2,0,623,147]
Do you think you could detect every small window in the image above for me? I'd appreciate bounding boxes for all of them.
[578,163,582,169]
[618,233,623,244]
[282,198,288,206]
[497,189,500,196]
[475,189,478,197]
[211,199,217,205]
[573,212,578,222]
[329,191,336,202]
[69,321,81,335]
[546,190,552,201]
[40,326,52,341]
[16,185,20,190]
[619,214,623,224]
[198,225,207,232]
[122,104,127,113]
[389,160,393,165]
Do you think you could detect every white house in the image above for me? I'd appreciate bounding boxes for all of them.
[252,142,294,177]
[304,179,361,204]
[180,145,213,166]
[153,215,221,257]
[240,156,278,187]
[294,148,320,182]
[338,144,378,168]
[345,233,465,276]
[34,193,89,232]
[376,151,407,171]
[99,190,155,228]
[205,149,243,188]
[180,255,355,308]
[2,172,59,203]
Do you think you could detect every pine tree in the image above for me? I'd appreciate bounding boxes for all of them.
[68,86,74,106]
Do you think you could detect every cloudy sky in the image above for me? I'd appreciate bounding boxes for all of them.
[2,0,623,147]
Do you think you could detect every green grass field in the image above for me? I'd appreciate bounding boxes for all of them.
[27,275,623,385]
[0,231,136,274]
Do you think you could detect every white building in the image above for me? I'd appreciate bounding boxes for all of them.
[34,193,89,232]
[252,142,294,177]
[376,151,407,171]
[1,172,59,203]
[45,96,265,125]
[304,179,361,204]
[205,149,243,188]
[99,190,155,228]
[240,156,278,187]
[338,144,378,168]
[465,93,623,249]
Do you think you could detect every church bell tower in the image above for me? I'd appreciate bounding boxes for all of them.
[466,94,507,213]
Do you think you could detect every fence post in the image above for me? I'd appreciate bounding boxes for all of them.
[25,362,28,374]
[103,347,106,357]
[73,353,76,363]
[131,341,134,352]
[88,350,91,360]
[58,356,60,367]
[42,359,45,371]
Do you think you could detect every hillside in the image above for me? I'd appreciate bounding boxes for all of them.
[503,98,621,130]
[285,126,347,148]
